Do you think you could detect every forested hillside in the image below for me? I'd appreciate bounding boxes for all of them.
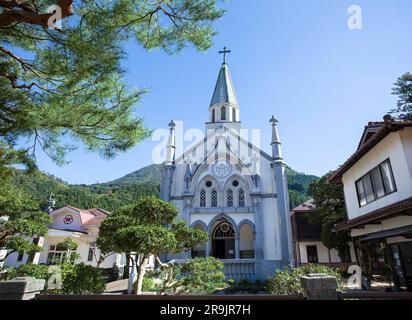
[12,165,318,212]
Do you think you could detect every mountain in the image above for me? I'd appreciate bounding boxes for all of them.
[12,164,318,211]
[286,167,319,209]
[92,164,162,187]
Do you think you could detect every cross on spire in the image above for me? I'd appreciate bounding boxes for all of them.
[219,46,231,64]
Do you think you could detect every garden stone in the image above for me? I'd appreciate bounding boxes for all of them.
[300,273,339,300]
[0,277,45,300]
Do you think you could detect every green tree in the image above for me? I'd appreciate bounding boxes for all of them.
[1,0,224,166]
[0,146,51,263]
[1,0,224,266]
[308,173,351,264]
[390,72,412,120]
[97,196,207,294]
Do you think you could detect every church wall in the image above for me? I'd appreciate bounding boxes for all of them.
[259,157,277,194]
[170,165,186,197]
[261,197,281,261]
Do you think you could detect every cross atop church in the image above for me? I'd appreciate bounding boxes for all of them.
[219,47,231,64]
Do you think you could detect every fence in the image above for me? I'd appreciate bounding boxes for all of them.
[35,291,412,300]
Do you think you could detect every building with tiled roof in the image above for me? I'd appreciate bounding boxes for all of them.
[290,200,355,266]
[329,115,412,291]
[4,205,127,270]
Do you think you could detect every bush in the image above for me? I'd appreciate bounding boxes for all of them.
[179,257,226,294]
[62,263,106,294]
[6,264,49,282]
[5,264,59,293]
[102,264,121,283]
[265,264,342,295]
[226,279,265,294]
[5,262,106,295]
[142,277,156,292]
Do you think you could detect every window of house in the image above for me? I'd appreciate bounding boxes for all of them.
[47,244,69,264]
[355,159,397,207]
[306,245,319,263]
[380,160,396,193]
[212,109,215,122]
[88,242,96,262]
[232,108,236,122]
[200,189,207,207]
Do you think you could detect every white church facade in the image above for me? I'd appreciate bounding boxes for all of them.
[160,55,294,280]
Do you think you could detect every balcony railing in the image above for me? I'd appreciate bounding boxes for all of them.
[222,259,255,280]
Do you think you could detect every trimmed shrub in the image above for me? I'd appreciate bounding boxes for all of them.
[142,277,156,292]
[4,262,106,295]
[226,279,265,294]
[179,257,226,294]
[62,263,106,294]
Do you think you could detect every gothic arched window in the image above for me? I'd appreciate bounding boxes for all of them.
[238,188,245,207]
[232,108,236,122]
[212,109,215,122]
[227,189,234,207]
[213,222,235,239]
[200,189,206,208]
[221,107,226,121]
[211,189,218,207]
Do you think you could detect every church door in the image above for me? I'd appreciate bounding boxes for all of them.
[212,222,235,259]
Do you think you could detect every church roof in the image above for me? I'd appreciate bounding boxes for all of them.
[210,63,239,108]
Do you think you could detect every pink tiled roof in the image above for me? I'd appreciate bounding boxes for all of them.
[291,200,315,214]
[66,206,110,226]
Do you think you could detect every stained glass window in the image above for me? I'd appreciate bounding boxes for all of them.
[200,189,206,207]
[227,189,234,207]
[211,189,218,207]
[238,188,245,207]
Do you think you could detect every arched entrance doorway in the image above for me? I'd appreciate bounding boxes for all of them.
[212,221,235,259]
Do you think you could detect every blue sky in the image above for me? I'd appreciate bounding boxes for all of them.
[34,0,412,184]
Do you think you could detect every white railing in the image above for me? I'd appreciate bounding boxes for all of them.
[223,259,255,280]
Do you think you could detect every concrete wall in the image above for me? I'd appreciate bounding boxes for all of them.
[342,129,412,221]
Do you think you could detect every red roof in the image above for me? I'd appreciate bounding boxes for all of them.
[65,206,110,226]
[291,200,315,214]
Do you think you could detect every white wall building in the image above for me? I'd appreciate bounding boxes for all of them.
[330,116,412,291]
[4,206,127,270]
[160,56,294,280]
[291,200,355,266]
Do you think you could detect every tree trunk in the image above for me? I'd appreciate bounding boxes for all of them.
[123,253,130,279]
[135,255,149,295]
[328,248,332,267]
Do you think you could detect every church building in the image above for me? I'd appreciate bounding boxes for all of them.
[160,51,294,280]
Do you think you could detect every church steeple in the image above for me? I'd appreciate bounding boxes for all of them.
[210,63,238,108]
[208,48,240,127]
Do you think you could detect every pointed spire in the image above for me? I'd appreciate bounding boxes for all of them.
[270,116,283,160]
[210,63,239,108]
[165,120,176,165]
